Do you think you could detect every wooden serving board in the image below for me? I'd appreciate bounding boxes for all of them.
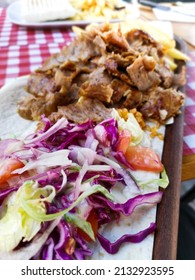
[153,36,187,260]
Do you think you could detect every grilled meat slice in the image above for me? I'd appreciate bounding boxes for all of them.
[79,67,113,103]
[17,94,58,120]
[173,65,186,87]
[18,84,79,120]
[26,73,57,97]
[126,29,164,58]
[155,64,174,88]
[49,97,112,124]
[111,79,131,103]
[39,36,102,72]
[140,87,185,122]
[126,56,160,91]
[122,88,143,109]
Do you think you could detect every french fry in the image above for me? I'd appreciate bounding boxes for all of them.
[70,0,130,21]
[166,48,190,62]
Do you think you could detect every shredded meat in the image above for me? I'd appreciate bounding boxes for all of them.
[49,97,112,124]
[140,87,185,121]
[126,56,160,91]
[18,94,58,120]
[111,79,130,103]
[78,67,113,103]
[173,65,186,87]
[18,23,186,124]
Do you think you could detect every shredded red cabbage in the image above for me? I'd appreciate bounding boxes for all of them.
[0,116,164,260]
[97,223,156,254]
[88,191,163,216]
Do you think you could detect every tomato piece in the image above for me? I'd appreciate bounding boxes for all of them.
[0,158,24,185]
[77,210,98,242]
[125,146,163,172]
[117,129,131,154]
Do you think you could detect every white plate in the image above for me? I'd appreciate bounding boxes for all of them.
[7,1,140,28]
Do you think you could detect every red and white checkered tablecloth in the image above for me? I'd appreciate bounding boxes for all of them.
[0,8,75,47]
[183,52,195,156]
[0,8,195,156]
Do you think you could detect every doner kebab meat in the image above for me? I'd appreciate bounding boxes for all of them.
[18,23,186,124]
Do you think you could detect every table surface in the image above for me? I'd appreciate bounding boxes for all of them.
[0,4,195,181]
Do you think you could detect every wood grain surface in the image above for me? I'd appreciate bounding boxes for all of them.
[153,37,186,260]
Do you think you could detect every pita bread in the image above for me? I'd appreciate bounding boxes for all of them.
[0,76,37,140]
[0,76,165,260]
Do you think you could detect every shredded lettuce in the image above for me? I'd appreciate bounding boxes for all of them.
[111,109,144,145]
[21,184,114,222]
[138,168,169,189]
[0,181,55,252]
[64,213,95,241]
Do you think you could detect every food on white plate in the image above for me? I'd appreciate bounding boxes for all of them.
[17,21,189,126]
[0,110,168,260]
[69,0,133,21]
[20,0,76,22]
[19,0,133,23]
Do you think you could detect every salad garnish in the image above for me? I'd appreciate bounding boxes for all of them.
[0,110,167,259]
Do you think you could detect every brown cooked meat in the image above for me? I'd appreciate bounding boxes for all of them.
[126,56,161,91]
[17,23,186,124]
[78,66,113,103]
[49,97,112,124]
[140,87,184,121]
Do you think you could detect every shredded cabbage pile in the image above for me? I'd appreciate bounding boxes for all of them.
[0,112,168,259]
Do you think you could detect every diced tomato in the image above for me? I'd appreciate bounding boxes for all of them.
[117,129,131,154]
[0,158,24,185]
[125,146,163,172]
[77,210,98,242]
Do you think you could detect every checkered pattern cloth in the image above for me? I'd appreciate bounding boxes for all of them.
[183,51,195,156]
[0,9,75,47]
[0,8,195,156]
[0,7,75,83]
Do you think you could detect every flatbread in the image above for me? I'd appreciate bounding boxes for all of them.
[0,77,165,260]
[0,76,37,140]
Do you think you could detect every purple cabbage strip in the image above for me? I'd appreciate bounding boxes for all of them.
[24,118,68,146]
[90,191,163,216]
[74,235,93,260]
[95,207,120,226]
[99,118,118,147]
[0,187,18,204]
[42,237,55,260]
[0,116,164,260]
[56,132,81,150]
[69,119,94,133]
[33,219,92,260]
[97,222,156,254]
